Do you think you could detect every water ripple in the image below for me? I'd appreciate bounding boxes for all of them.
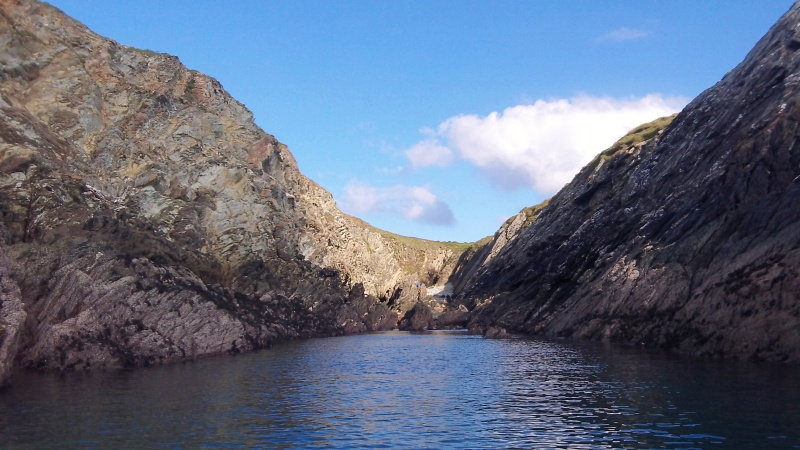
[2,331,799,448]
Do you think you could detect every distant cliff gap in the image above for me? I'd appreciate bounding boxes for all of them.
[451,3,800,364]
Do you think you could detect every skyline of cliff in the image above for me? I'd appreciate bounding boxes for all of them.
[46,0,793,243]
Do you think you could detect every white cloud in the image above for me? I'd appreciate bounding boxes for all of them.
[597,27,649,42]
[340,181,456,226]
[405,139,454,168]
[404,94,688,195]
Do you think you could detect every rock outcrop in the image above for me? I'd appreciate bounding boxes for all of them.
[0,0,461,384]
[398,301,435,331]
[0,246,25,387]
[448,200,549,297]
[452,3,800,363]
[434,304,471,329]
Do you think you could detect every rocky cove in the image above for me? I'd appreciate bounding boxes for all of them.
[1,0,799,388]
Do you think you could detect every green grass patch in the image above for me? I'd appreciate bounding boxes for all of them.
[183,71,197,100]
[518,198,550,229]
[371,227,472,253]
[584,114,677,173]
[601,114,677,159]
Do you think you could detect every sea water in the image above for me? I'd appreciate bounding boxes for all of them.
[2,330,799,448]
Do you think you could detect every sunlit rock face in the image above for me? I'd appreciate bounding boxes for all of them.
[0,0,461,383]
[452,3,800,363]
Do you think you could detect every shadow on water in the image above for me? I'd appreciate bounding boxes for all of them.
[2,331,799,448]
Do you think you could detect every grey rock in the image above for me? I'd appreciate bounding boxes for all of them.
[452,4,800,363]
[434,304,471,329]
[398,301,434,331]
[0,247,25,387]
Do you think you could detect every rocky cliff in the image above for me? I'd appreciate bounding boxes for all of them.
[452,3,800,363]
[0,0,460,386]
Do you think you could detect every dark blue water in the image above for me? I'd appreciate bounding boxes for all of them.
[2,330,799,448]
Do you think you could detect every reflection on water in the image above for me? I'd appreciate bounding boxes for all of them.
[2,331,799,448]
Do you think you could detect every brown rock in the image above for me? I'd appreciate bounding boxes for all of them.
[0,248,25,387]
[483,327,510,339]
[0,0,461,376]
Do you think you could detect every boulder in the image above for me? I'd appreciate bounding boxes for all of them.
[435,304,471,329]
[483,327,510,339]
[398,301,434,331]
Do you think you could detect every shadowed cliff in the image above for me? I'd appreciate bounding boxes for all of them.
[451,3,800,363]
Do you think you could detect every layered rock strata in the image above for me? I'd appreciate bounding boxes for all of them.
[453,4,800,363]
[0,0,460,385]
[0,246,25,385]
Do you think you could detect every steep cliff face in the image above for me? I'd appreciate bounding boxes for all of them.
[0,0,458,384]
[448,200,549,297]
[0,247,24,385]
[453,4,800,363]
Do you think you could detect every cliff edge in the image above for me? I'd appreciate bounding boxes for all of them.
[452,3,800,363]
[0,0,459,385]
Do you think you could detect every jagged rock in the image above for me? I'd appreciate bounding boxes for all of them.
[0,248,25,387]
[483,327,510,339]
[398,301,434,331]
[435,304,471,329]
[0,0,460,378]
[448,202,549,297]
[385,281,432,318]
[452,4,800,363]
[336,283,398,332]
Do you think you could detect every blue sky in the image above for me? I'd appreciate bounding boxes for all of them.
[48,1,793,243]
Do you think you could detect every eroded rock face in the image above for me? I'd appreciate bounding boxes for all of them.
[0,246,25,387]
[434,304,470,329]
[453,4,800,363]
[398,301,434,331]
[0,0,460,383]
[448,201,549,299]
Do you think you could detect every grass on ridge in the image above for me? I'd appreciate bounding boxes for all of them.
[601,113,677,159]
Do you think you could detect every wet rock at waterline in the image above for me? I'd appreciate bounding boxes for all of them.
[0,248,25,387]
[435,304,471,329]
[398,301,435,331]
